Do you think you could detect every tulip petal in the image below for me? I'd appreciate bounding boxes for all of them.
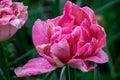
[85,50,108,63]
[82,7,97,24]
[32,19,52,46]
[59,1,90,27]
[77,27,90,49]
[0,0,12,6]
[2,0,11,2]
[75,43,93,57]
[47,16,61,26]
[14,58,56,77]
[0,8,13,25]
[50,39,70,63]
[68,58,97,72]
[90,24,106,49]
[0,25,17,41]
[69,2,88,25]
[58,1,74,27]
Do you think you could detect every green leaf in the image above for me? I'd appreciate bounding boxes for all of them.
[104,45,117,80]
[95,0,120,14]
[8,48,35,66]
[94,67,101,80]
[44,71,54,80]
[0,43,10,80]
[44,71,59,80]
[0,68,7,80]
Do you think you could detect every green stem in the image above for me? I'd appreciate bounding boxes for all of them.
[0,43,10,80]
[59,65,77,80]
[59,66,66,80]
[67,65,71,80]
[71,68,77,80]
[94,67,101,80]
[66,65,76,80]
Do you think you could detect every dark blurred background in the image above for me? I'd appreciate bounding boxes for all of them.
[0,0,120,80]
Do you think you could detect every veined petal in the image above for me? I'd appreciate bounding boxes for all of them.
[69,2,88,25]
[80,19,90,31]
[36,43,50,53]
[2,0,11,2]
[77,27,90,49]
[0,25,17,41]
[82,7,97,24]
[85,50,108,63]
[75,43,93,58]
[58,1,74,27]
[0,0,12,6]
[68,58,97,72]
[47,16,61,26]
[32,19,52,47]
[50,39,70,63]
[52,54,65,67]
[90,24,106,49]
[14,58,56,77]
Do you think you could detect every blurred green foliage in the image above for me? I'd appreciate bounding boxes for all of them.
[0,0,120,80]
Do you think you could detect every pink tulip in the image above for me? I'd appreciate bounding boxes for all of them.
[0,0,28,41]
[15,1,108,77]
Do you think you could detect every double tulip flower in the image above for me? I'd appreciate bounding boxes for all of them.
[14,1,108,77]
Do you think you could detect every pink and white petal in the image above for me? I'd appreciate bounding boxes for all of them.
[68,58,97,72]
[65,1,91,26]
[82,7,97,24]
[40,53,57,66]
[50,39,71,63]
[75,43,93,58]
[90,24,106,48]
[0,25,17,41]
[0,8,14,25]
[80,19,91,30]
[58,1,90,27]
[32,19,51,47]
[0,0,12,6]
[70,26,81,56]
[62,1,89,26]
[85,50,108,64]
[69,2,88,25]
[77,27,90,49]
[50,26,62,43]
[2,0,12,2]
[14,58,56,77]
[58,1,75,27]
[47,16,62,26]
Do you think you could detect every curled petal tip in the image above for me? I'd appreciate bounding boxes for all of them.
[85,50,108,64]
